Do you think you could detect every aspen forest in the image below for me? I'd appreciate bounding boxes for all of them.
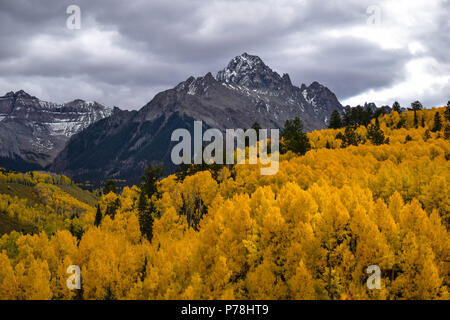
[0,106,449,300]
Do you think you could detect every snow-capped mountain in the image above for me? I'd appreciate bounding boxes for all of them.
[0,90,113,170]
[217,53,289,90]
[138,53,342,131]
[52,53,343,185]
[214,53,342,129]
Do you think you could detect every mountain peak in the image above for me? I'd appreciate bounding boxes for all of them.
[309,81,323,89]
[14,90,35,99]
[281,73,292,86]
[216,53,285,90]
[2,90,35,99]
[203,72,215,83]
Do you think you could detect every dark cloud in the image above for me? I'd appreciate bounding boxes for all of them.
[0,0,448,109]
[276,37,410,98]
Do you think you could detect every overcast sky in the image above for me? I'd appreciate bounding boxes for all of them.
[0,0,448,109]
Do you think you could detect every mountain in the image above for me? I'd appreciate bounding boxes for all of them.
[134,53,342,131]
[0,90,113,171]
[52,53,343,185]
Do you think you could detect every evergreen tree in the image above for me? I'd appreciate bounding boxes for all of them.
[396,117,406,129]
[329,110,343,129]
[405,135,412,143]
[141,257,148,282]
[411,101,423,128]
[431,112,442,132]
[69,222,84,241]
[367,122,387,145]
[411,101,423,111]
[445,101,450,121]
[336,125,362,147]
[361,107,373,126]
[105,286,116,300]
[251,122,262,141]
[281,117,311,155]
[105,198,121,219]
[424,129,431,141]
[352,105,364,125]
[140,164,164,198]
[137,192,154,241]
[342,106,352,126]
[103,180,117,195]
[444,125,450,140]
[392,101,402,113]
[94,204,102,227]
[175,160,226,182]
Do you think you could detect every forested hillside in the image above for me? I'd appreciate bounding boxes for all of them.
[0,107,449,300]
[0,170,97,236]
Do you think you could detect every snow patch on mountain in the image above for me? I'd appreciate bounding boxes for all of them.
[0,90,114,168]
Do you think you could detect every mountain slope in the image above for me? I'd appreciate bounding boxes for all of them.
[0,90,113,170]
[0,169,97,235]
[52,109,199,185]
[52,53,344,185]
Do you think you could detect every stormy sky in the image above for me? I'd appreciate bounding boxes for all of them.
[0,0,448,110]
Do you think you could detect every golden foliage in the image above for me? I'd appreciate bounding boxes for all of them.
[0,107,449,300]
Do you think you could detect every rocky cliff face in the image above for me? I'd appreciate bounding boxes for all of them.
[51,53,344,185]
[0,90,112,170]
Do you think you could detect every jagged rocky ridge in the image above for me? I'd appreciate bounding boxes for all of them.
[0,90,113,170]
[51,53,343,185]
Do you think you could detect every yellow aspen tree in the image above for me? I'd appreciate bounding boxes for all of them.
[139,264,161,299]
[391,232,447,299]
[246,207,289,299]
[349,205,392,299]
[288,260,316,300]
[246,259,279,299]
[388,191,404,223]
[15,258,52,300]
[192,194,254,299]
[182,273,205,300]
[202,256,232,299]
[0,251,18,299]
[46,231,78,299]
[370,199,399,250]
[314,193,350,300]
[277,182,318,226]
[152,206,188,244]
[420,175,449,220]
[308,180,335,213]
[425,211,450,281]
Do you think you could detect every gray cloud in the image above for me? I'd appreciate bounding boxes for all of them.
[0,0,448,109]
